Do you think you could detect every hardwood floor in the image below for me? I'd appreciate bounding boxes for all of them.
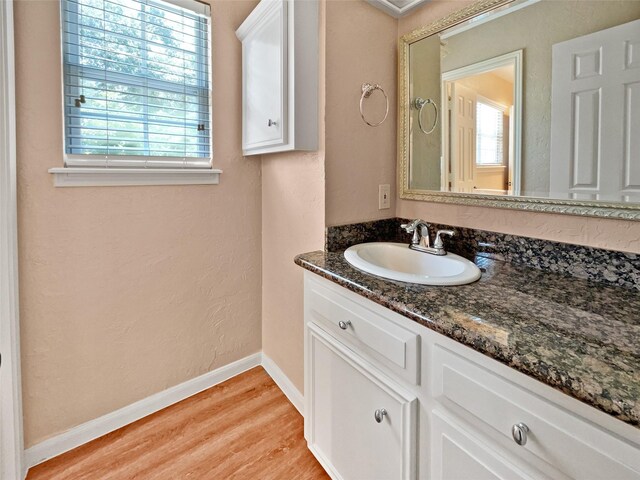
[27,367,329,480]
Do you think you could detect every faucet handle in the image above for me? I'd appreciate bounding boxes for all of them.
[401,219,427,233]
[400,219,418,232]
[434,229,455,249]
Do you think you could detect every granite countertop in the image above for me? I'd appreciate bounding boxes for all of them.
[295,249,640,428]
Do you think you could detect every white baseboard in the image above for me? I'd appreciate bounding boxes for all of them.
[261,353,304,416]
[24,352,262,469]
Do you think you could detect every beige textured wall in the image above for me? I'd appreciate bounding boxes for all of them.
[398,0,640,254]
[261,152,325,391]
[15,0,262,447]
[324,0,398,226]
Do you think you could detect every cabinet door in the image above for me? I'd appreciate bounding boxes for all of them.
[307,324,417,480]
[241,0,286,151]
[432,410,544,480]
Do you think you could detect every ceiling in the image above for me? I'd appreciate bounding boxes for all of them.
[365,0,431,18]
[490,65,515,83]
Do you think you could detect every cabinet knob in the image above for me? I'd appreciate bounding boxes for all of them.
[511,422,529,446]
[374,408,387,423]
[268,119,277,127]
[338,320,351,330]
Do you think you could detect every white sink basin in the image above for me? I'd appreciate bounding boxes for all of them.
[344,242,481,286]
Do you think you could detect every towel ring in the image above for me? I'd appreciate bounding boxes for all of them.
[360,83,389,127]
[413,97,438,134]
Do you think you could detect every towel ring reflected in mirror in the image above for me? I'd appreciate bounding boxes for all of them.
[360,82,389,127]
[413,97,438,135]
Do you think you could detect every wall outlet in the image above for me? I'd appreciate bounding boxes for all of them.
[378,184,391,210]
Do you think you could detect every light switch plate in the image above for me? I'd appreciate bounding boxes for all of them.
[379,184,391,209]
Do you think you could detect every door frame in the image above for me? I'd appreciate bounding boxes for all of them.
[0,0,25,478]
[441,49,523,195]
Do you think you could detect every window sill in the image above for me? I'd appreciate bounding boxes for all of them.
[476,165,507,172]
[48,167,222,187]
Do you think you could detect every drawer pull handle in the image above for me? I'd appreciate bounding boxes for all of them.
[338,320,351,330]
[374,408,387,423]
[268,119,277,127]
[511,423,529,446]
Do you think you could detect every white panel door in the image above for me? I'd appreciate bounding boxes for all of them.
[550,19,640,201]
[450,83,477,193]
[242,0,287,150]
[307,324,417,480]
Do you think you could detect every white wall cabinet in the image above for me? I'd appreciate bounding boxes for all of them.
[236,0,318,156]
[303,272,640,480]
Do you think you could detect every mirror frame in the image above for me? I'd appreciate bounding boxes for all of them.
[398,0,640,221]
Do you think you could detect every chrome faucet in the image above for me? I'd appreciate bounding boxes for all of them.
[401,219,455,256]
[401,219,431,248]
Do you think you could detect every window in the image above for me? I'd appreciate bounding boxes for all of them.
[475,100,505,166]
[60,0,212,172]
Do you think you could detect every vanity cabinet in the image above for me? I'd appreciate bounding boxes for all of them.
[235,0,318,156]
[307,324,417,480]
[303,272,640,480]
[432,344,640,480]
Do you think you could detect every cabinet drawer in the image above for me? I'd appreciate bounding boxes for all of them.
[307,323,417,480]
[432,410,544,480]
[305,276,420,385]
[433,344,640,480]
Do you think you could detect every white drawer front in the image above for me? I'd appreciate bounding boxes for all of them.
[306,276,420,384]
[433,344,640,480]
[432,410,543,480]
[307,323,417,480]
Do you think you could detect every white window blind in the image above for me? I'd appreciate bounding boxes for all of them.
[61,0,211,169]
[476,100,504,166]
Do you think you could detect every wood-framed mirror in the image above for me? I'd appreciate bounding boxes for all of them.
[398,0,640,220]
